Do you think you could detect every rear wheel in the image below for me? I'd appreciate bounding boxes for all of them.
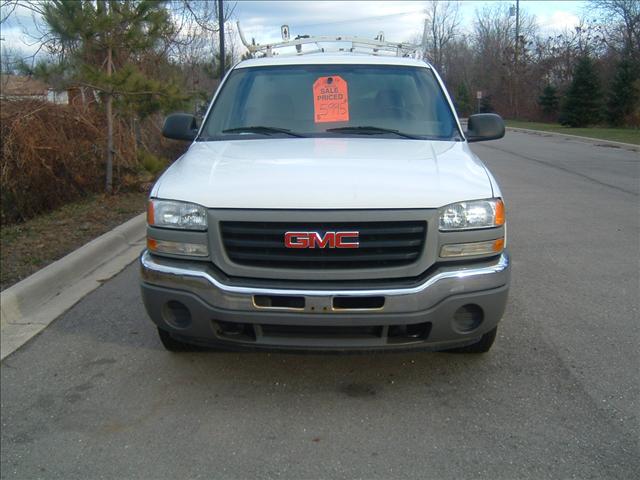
[445,327,497,354]
[157,328,197,352]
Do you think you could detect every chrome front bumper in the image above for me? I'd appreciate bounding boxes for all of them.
[140,251,509,314]
[140,251,510,350]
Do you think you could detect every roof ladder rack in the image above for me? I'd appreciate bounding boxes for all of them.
[237,22,420,58]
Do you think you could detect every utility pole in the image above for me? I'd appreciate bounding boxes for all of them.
[103,0,114,194]
[106,45,113,194]
[510,0,520,118]
[218,0,225,79]
[514,0,520,118]
[514,0,520,65]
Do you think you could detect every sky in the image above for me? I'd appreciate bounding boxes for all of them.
[233,1,586,46]
[1,0,588,61]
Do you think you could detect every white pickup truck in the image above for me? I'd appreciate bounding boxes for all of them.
[140,52,509,353]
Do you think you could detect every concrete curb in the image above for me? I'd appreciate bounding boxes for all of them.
[506,127,639,151]
[1,213,146,360]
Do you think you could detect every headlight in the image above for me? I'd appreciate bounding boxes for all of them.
[148,199,207,230]
[439,198,505,231]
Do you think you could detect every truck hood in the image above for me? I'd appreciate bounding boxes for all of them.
[153,138,493,209]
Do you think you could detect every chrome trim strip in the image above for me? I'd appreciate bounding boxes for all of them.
[140,250,509,298]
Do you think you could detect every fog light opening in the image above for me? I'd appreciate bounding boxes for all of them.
[387,322,431,344]
[453,304,484,333]
[217,321,244,336]
[216,321,257,341]
[163,300,192,329]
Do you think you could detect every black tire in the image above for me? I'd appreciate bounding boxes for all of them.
[157,328,196,352]
[444,327,497,354]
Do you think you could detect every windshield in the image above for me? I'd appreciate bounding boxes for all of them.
[199,64,460,141]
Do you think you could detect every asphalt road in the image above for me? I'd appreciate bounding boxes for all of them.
[2,131,638,479]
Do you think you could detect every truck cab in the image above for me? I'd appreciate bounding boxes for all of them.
[140,50,509,353]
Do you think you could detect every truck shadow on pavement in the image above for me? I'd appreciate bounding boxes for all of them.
[26,259,532,403]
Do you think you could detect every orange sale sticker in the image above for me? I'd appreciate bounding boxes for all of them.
[313,76,349,123]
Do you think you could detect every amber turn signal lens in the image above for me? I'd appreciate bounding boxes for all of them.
[441,237,505,258]
[147,237,208,257]
[147,200,155,225]
[495,199,505,226]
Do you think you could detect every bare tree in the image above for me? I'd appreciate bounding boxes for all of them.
[167,1,237,68]
[0,44,25,74]
[421,1,460,73]
[471,3,537,117]
[589,0,640,57]
[1,0,46,24]
[165,0,239,105]
[0,0,58,67]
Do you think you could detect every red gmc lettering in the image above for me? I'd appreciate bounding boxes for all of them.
[284,232,311,248]
[284,231,359,249]
[334,232,359,248]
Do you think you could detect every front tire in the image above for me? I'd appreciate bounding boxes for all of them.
[445,327,497,353]
[157,328,196,352]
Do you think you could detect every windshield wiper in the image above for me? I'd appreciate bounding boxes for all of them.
[222,126,306,138]
[326,126,421,139]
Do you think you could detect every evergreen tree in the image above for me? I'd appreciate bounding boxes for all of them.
[453,83,472,117]
[213,53,235,78]
[560,56,603,127]
[538,84,559,120]
[607,57,640,126]
[480,95,495,114]
[41,0,189,193]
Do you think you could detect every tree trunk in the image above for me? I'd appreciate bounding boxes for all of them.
[106,45,113,194]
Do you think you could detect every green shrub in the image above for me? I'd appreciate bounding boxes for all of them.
[607,57,640,127]
[560,56,603,127]
[137,150,167,175]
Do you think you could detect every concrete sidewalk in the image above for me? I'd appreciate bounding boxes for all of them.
[0,213,146,360]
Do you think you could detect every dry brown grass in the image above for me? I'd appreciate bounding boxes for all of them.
[0,99,186,224]
[2,100,116,222]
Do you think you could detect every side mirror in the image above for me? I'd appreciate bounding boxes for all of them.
[162,113,198,141]
[465,114,505,143]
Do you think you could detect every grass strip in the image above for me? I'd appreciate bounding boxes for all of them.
[1,192,147,290]
[506,120,639,145]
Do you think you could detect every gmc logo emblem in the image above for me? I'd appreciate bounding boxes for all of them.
[284,231,359,249]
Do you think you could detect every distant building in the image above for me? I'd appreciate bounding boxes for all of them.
[0,74,69,104]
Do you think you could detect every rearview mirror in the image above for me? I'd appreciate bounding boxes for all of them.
[465,114,505,143]
[162,113,198,141]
